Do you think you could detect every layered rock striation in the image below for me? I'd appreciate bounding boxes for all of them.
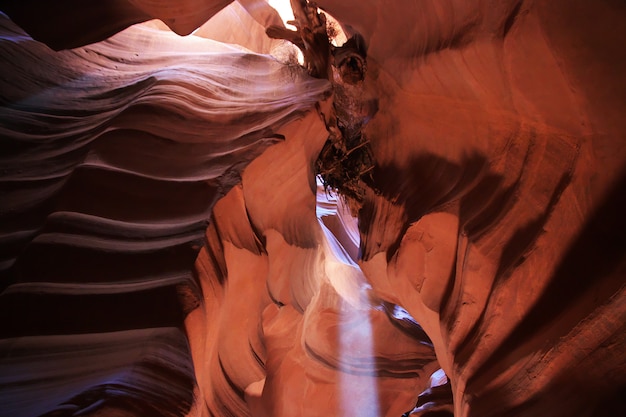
[1,1,625,416]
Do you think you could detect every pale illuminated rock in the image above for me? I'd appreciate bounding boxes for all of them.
[0,1,625,416]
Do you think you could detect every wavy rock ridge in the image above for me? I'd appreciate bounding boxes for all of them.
[1,1,625,416]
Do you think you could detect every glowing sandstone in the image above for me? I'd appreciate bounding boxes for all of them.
[0,1,625,416]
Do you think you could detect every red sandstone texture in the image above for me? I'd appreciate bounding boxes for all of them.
[0,1,625,417]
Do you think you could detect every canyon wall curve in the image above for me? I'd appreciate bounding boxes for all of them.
[1,1,625,416]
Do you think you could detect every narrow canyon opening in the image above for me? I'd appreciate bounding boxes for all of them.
[0,1,625,417]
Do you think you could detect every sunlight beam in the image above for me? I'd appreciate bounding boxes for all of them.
[316,179,381,417]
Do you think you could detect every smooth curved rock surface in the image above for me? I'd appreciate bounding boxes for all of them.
[0,7,328,417]
[1,1,625,416]
[316,1,626,415]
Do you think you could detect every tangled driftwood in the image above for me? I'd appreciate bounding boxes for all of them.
[268,0,378,211]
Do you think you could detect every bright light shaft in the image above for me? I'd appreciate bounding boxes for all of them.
[316,180,381,417]
[338,299,381,417]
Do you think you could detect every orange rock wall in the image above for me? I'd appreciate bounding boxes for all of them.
[0,1,624,416]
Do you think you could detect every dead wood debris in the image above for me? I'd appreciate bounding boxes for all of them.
[267,0,378,212]
[315,133,375,204]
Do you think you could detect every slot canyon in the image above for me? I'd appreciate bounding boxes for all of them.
[0,1,625,416]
